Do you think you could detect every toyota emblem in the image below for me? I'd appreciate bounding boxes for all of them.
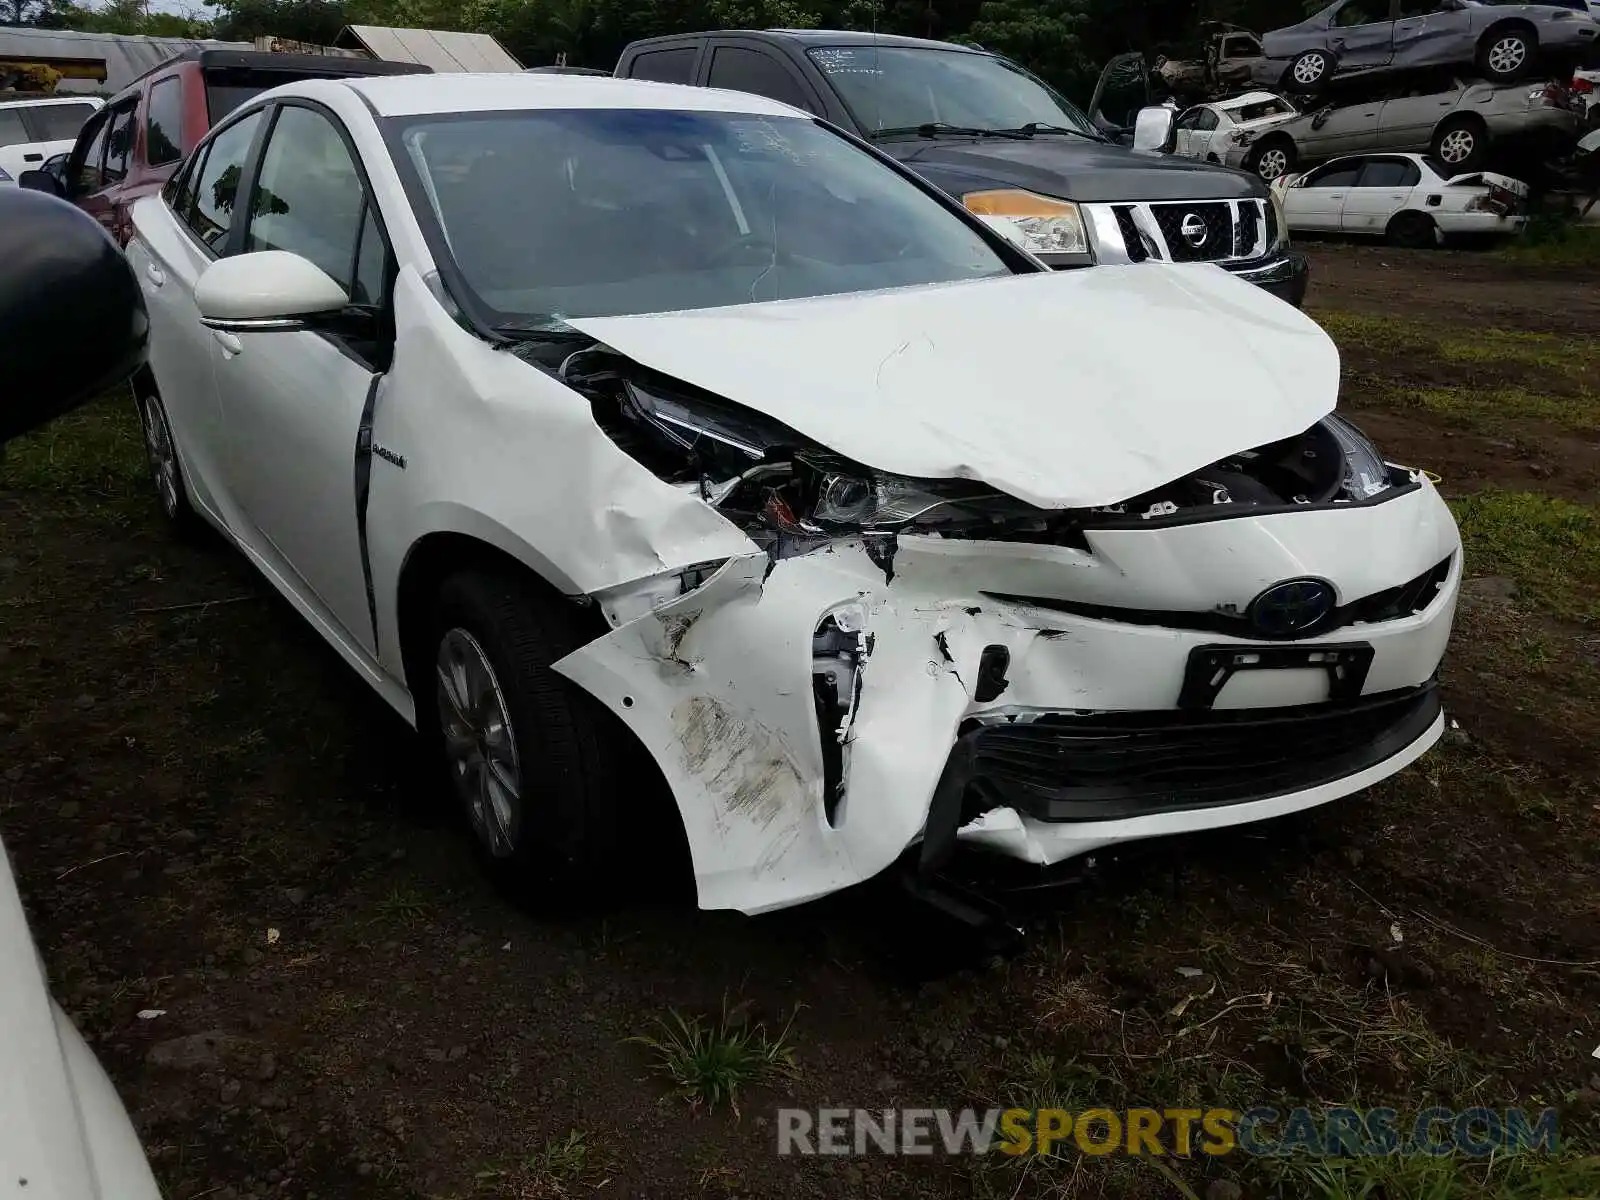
[1248,578,1336,638]
[1179,212,1209,248]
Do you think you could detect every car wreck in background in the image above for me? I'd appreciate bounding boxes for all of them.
[1272,151,1529,242]
[1232,71,1581,176]
[1257,0,1598,94]
[1152,23,1269,102]
[1169,91,1299,163]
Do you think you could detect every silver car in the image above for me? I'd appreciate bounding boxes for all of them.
[1227,73,1581,176]
[1255,0,1599,92]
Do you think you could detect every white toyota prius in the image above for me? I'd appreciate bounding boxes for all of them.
[126,73,1461,916]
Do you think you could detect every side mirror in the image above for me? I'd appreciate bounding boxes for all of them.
[196,251,348,332]
[0,189,147,446]
[1132,105,1177,153]
[17,169,64,196]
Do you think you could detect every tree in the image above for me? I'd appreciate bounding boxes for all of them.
[968,0,1090,94]
[211,0,350,43]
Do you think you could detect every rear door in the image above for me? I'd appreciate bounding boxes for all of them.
[702,38,825,114]
[1376,79,1463,149]
[11,100,100,173]
[1286,157,1364,229]
[1340,154,1421,232]
[1391,0,1474,67]
[127,107,270,524]
[1301,96,1385,157]
[0,104,34,181]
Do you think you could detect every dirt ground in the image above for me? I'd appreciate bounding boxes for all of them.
[2,243,1599,1200]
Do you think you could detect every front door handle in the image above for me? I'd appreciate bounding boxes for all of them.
[213,330,242,356]
[23,152,41,162]
[144,263,165,287]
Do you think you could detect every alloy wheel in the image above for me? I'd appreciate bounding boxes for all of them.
[1487,36,1526,76]
[1293,53,1326,85]
[1257,147,1288,179]
[436,627,524,859]
[139,395,180,519]
[1438,128,1475,164]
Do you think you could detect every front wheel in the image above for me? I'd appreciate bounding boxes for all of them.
[1286,49,1331,91]
[425,569,623,901]
[1431,116,1487,173]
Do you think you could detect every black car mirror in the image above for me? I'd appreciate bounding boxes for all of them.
[0,189,147,447]
[17,169,64,196]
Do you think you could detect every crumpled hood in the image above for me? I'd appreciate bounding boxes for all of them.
[0,840,160,1200]
[567,265,1339,510]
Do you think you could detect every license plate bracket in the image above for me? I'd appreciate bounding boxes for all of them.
[1178,643,1374,710]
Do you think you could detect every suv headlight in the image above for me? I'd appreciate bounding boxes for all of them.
[963,190,1089,255]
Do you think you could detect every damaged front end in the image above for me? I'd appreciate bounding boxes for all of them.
[545,341,1459,915]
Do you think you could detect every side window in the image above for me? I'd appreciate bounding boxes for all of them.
[23,102,98,142]
[0,107,31,149]
[166,144,206,217]
[1175,107,1205,130]
[146,77,184,167]
[245,106,369,295]
[706,47,814,112]
[71,110,112,194]
[1196,108,1220,132]
[1305,161,1364,188]
[183,109,264,252]
[629,47,697,84]
[101,102,139,183]
[1334,2,1379,26]
[1358,158,1421,187]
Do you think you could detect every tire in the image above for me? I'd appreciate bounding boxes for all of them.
[1479,26,1534,83]
[1249,136,1298,181]
[1431,115,1487,173]
[134,388,199,533]
[424,568,623,903]
[1285,49,1332,91]
[1387,210,1437,249]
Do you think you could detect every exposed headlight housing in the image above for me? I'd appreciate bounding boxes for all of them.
[1323,413,1391,499]
[962,189,1090,256]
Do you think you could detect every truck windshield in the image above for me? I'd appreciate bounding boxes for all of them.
[389,107,1012,325]
[805,45,1097,140]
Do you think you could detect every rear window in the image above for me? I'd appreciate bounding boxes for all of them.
[0,107,29,149]
[1229,98,1294,122]
[628,47,696,84]
[26,101,98,141]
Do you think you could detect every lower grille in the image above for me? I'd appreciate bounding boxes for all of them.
[951,681,1441,823]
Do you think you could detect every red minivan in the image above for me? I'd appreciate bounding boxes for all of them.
[29,50,428,245]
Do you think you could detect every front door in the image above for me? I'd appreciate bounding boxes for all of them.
[1327,0,1398,71]
[1288,158,1364,229]
[218,101,394,654]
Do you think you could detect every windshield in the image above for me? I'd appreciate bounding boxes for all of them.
[805,46,1096,138]
[390,108,1012,325]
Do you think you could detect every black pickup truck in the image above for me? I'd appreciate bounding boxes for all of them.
[615,30,1310,307]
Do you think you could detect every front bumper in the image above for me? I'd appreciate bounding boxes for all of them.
[556,478,1460,915]
[1224,248,1309,307]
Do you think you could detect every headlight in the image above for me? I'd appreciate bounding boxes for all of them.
[1324,413,1391,499]
[962,189,1089,255]
[809,468,959,527]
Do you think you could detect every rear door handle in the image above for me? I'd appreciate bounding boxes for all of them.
[23,153,41,162]
[144,264,165,287]
[213,330,242,356]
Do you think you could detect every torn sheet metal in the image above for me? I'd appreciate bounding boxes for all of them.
[555,481,1459,915]
[566,265,1339,511]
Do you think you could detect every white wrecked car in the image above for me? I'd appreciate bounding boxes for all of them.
[0,837,162,1198]
[125,73,1460,915]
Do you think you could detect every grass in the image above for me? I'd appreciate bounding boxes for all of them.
[1497,219,1600,268]
[475,1130,604,1199]
[627,999,799,1116]
[0,389,146,495]
[1266,1150,1600,1200]
[1451,491,1600,624]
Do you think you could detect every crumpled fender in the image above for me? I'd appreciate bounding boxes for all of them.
[552,545,975,914]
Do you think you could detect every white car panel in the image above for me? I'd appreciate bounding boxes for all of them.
[128,72,1463,916]
[0,97,102,185]
[1278,152,1528,239]
[0,839,161,1200]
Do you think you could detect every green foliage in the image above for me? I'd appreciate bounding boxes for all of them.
[970,0,1090,97]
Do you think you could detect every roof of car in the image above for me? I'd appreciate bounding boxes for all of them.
[1217,91,1289,110]
[336,71,804,118]
[0,95,104,109]
[631,28,984,53]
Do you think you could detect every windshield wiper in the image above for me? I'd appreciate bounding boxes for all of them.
[871,122,1032,141]
[996,122,1108,142]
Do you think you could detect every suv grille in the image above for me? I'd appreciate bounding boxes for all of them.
[1149,202,1235,262]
